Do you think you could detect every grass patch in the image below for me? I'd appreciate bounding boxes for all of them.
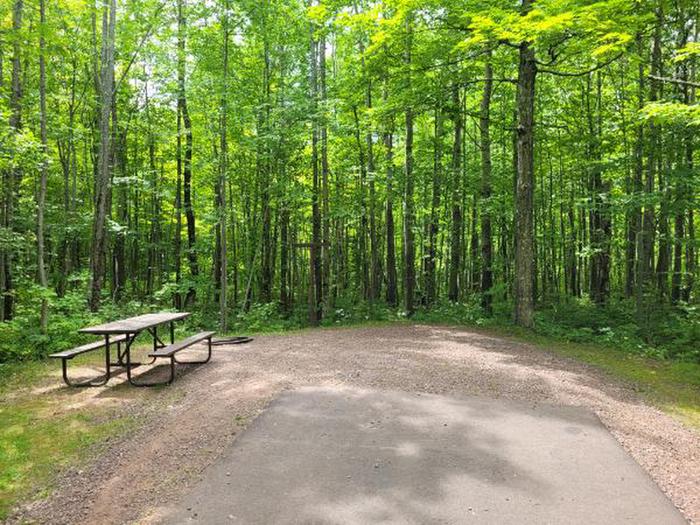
[0,360,137,520]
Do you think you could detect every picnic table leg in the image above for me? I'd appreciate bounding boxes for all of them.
[104,335,111,380]
[170,322,175,344]
[59,357,111,387]
[147,326,166,350]
[59,337,111,388]
[173,335,213,365]
[126,338,175,387]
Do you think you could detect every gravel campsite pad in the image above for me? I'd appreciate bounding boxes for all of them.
[8,325,700,524]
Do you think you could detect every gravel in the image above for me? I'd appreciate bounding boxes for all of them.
[7,324,699,524]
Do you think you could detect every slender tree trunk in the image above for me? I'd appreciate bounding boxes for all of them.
[628,33,646,300]
[309,10,322,324]
[352,106,370,300]
[480,50,494,312]
[366,80,380,302]
[89,0,116,311]
[637,12,662,327]
[179,0,197,307]
[448,84,462,302]
[279,59,290,313]
[260,25,273,304]
[384,120,398,307]
[402,14,415,315]
[1,0,23,321]
[588,72,611,304]
[682,33,696,303]
[514,0,536,328]
[112,109,127,302]
[37,0,49,332]
[425,104,442,305]
[320,33,332,309]
[219,0,230,331]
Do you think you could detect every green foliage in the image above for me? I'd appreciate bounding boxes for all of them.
[0,282,182,363]
[641,102,700,126]
[533,299,700,362]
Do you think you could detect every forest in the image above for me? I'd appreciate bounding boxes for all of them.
[0,0,698,363]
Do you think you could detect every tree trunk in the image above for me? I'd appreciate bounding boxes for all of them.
[425,104,442,305]
[179,0,198,307]
[480,50,494,312]
[384,120,398,307]
[1,0,23,321]
[89,0,116,311]
[320,33,332,308]
[514,0,536,328]
[448,84,462,302]
[366,80,380,302]
[402,14,415,315]
[352,106,370,300]
[260,26,273,304]
[309,11,322,324]
[37,0,49,332]
[112,109,127,302]
[637,12,662,327]
[588,72,611,304]
[219,0,230,331]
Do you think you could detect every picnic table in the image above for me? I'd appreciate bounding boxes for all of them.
[50,312,214,387]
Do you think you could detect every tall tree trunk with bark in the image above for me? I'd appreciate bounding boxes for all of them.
[514,0,536,328]
[448,84,462,302]
[37,0,49,332]
[89,0,116,311]
[425,103,442,305]
[1,0,23,321]
[309,10,322,324]
[320,33,332,308]
[219,0,230,331]
[366,80,380,302]
[637,11,662,328]
[480,50,494,312]
[260,22,273,304]
[588,72,611,304]
[384,114,398,307]
[627,33,645,300]
[179,0,198,307]
[402,14,415,315]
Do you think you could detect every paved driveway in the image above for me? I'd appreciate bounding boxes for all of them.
[163,386,686,524]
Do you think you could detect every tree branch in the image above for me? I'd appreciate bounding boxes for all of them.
[648,74,700,88]
[539,53,623,77]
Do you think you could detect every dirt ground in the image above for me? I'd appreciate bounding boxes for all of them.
[7,325,700,524]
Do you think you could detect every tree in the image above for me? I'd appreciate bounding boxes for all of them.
[1,0,23,321]
[37,0,49,332]
[480,48,494,313]
[402,12,416,315]
[89,0,116,312]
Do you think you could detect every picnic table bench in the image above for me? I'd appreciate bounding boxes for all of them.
[50,312,214,387]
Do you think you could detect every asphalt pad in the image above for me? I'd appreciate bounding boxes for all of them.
[164,386,685,524]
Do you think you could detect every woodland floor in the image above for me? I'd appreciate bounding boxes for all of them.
[6,324,700,525]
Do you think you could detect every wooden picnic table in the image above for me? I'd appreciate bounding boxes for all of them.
[61,311,199,387]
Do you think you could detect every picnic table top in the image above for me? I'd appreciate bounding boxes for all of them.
[78,312,190,335]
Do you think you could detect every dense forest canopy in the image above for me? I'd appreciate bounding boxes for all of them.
[0,0,698,362]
